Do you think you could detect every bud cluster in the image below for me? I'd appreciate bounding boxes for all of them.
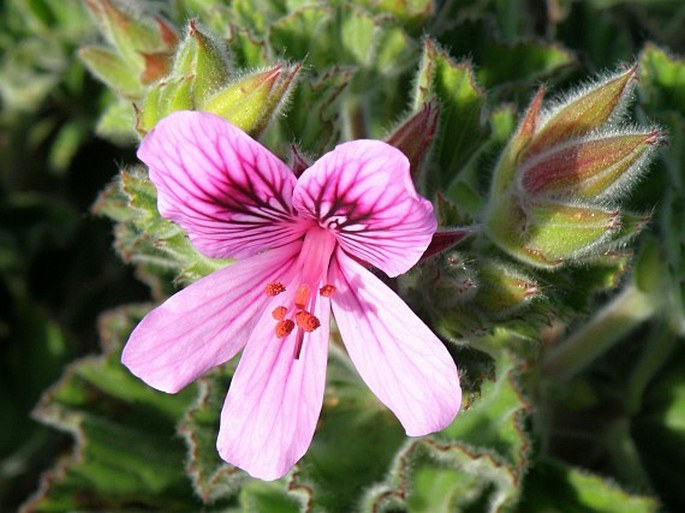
[484,65,663,269]
[138,20,299,135]
[80,0,179,98]
[80,0,299,137]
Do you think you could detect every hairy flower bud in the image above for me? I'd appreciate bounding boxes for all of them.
[522,64,638,160]
[136,20,299,136]
[81,0,178,95]
[386,102,440,178]
[201,64,300,134]
[520,130,663,200]
[474,261,540,316]
[485,64,662,269]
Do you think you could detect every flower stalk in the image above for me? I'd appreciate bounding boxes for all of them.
[543,283,656,381]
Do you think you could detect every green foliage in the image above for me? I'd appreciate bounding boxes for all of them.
[20,306,200,512]
[4,0,685,512]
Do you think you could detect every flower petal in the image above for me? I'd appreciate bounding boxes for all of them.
[122,242,301,393]
[292,140,436,277]
[217,288,330,480]
[138,111,307,259]
[329,250,460,435]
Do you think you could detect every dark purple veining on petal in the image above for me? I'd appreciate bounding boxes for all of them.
[141,111,307,258]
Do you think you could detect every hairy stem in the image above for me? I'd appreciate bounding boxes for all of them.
[543,284,657,381]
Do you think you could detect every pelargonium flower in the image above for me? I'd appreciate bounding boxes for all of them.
[122,110,461,480]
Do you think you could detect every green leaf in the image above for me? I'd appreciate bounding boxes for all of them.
[632,348,685,511]
[519,459,659,513]
[290,347,407,513]
[477,41,575,89]
[47,120,88,173]
[95,96,137,145]
[268,4,416,139]
[178,366,243,504]
[357,355,531,512]
[434,16,575,90]
[21,306,200,512]
[346,0,433,34]
[228,26,268,68]
[92,167,229,288]
[267,67,352,155]
[413,40,487,192]
[79,46,144,98]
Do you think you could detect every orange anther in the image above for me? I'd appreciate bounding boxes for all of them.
[319,284,336,297]
[275,319,295,338]
[294,284,311,309]
[265,282,286,296]
[295,310,321,332]
[271,306,287,320]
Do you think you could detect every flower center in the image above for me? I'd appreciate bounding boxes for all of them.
[264,227,337,359]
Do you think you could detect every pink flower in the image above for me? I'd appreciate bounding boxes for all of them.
[122,111,461,480]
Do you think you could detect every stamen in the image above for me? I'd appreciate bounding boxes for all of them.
[294,284,311,309]
[319,284,336,297]
[271,306,287,320]
[265,282,286,296]
[275,319,295,338]
[295,311,321,332]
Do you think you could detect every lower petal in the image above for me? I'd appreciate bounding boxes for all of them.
[329,250,461,436]
[122,242,301,393]
[217,290,331,480]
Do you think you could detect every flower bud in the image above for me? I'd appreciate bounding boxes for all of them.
[423,252,478,308]
[420,229,473,260]
[138,77,194,134]
[522,64,638,160]
[491,87,544,196]
[201,64,300,135]
[526,202,620,267]
[485,64,662,269]
[171,21,232,105]
[520,129,662,200]
[79,46,143,98]
[475,261,540,316]
[386,102,440,178]
[83,0,178,91]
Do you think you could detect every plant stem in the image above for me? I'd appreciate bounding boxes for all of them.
[624,325,677,415]
[543,284,657,381]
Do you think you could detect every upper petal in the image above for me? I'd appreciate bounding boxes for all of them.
[138,111,306,259]
[329,250,461,436]
[122,242,301,393]
[292,140,436,277]
[217,288,330,480]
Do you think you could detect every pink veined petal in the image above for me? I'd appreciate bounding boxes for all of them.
[292,140,437,277]
[329,250,461,436]
[138,111,308,260]
[122,242,301,393]
[217,288,331,480]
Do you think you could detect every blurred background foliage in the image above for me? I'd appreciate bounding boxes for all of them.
[2,0,685,512]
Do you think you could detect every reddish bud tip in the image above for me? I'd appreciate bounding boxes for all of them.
[386,102,440,177]
[140,52,173,84]
[421,229,473,260]
[289,145,311,177]
[155,16,179,48]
